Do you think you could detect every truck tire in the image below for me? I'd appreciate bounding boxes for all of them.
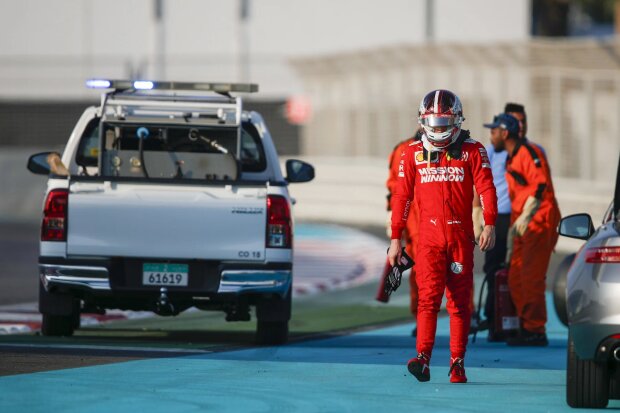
[552,253,575,327]
[39,281,80,336]
[256,289,291,345]
[256,321,289,345]
[41,313,76,336]
[567,331,609,408]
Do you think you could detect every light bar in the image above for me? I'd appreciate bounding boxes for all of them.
[86,79,112,89]
[133,80,154,90]
[85,79,259,93]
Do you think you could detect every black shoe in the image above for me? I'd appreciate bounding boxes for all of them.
[506,330,548,347]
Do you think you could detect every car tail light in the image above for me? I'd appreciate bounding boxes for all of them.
[585,247,620,264]
[41,189,68,241]
[266,195,291,248]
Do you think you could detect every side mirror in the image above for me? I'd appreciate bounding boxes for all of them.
[27,152,68,176]
[285,159,314,183]
[559,213,595,240]
[27,152,54,175]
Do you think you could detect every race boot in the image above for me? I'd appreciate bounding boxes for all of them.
[407,352,430,382]
[448,357,467,383]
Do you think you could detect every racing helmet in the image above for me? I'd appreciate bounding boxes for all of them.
[418,89,465,148]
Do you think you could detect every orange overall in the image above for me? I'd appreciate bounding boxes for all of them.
[506,141,560,334]
[387,137,420,315]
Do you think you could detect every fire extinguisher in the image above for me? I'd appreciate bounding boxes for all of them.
[489,267,519,342]
[375,259,392,303]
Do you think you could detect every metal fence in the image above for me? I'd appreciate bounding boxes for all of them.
[292,38,620,186]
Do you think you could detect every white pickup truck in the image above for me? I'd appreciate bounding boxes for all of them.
[27,80,314,344]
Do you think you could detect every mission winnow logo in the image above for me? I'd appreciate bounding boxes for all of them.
[418,166,465,183]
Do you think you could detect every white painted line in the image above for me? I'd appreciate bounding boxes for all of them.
[0,342,213,354]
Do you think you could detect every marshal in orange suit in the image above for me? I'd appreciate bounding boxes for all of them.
[485,113,560,347]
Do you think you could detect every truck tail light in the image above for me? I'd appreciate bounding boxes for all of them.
[266,195,291,248]
[41,189,68,242]
[585,247,620,264]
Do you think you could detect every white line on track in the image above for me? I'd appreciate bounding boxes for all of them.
[0,342,213,354]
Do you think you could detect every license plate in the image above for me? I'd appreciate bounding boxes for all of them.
[142,263,188,286]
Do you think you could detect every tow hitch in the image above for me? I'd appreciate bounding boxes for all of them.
[225,302,251,321]
[156,287,176,315]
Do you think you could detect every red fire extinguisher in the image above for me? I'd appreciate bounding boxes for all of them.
[489,267,519,342]
[375,259,392,303]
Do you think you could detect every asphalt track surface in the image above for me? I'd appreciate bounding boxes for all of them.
[0,222,597,412]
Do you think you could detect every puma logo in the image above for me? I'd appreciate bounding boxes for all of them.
[430,218,437,226]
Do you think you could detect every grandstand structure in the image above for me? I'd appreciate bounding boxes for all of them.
[291,36,620,184]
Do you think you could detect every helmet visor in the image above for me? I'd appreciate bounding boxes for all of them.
[419,115,457,127]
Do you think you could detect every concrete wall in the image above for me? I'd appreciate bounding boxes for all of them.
[0,148,49,224]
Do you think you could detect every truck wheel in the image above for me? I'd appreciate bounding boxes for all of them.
[567,331,609,408]
[39,281,80,336]
[41,313,76,336]
[256,321,288,345]
[255,289,291,345]
[552,253,574,327]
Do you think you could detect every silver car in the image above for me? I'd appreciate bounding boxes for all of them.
[554,155,620,408]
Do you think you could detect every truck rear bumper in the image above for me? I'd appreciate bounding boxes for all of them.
[39,263,292,297]
[40,264,111,291]
[218,270,291,295]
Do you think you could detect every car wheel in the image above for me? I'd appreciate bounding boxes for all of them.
[567,331,609,408]
[552,253,575,327]
[41,313,76,336]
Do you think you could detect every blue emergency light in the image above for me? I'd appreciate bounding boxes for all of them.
[85,79,112,89]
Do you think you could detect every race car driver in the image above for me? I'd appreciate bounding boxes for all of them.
[388,89,497,384]
[485,113,560,346]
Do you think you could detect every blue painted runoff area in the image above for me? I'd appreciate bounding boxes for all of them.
[2,292,618,412]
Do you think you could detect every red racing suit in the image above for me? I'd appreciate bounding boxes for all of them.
[391,132,497,360]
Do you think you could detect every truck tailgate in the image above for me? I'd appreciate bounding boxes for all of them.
[66,181,267,261]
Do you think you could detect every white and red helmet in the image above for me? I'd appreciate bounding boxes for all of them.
[418,89,465,148]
